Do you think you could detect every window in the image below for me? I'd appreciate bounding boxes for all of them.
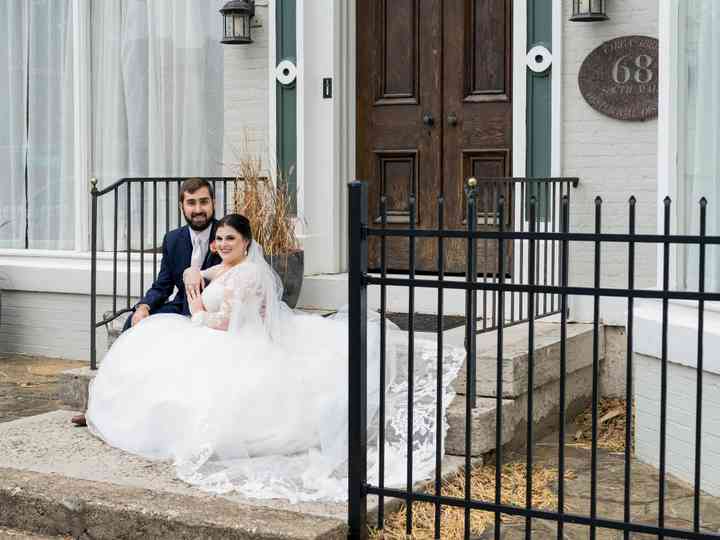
[0,1,74,249]
[0,0,225,251]
[673,1,720,292]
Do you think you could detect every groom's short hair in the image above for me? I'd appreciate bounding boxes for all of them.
[180,178,215,203]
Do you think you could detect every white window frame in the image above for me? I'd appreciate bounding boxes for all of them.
[657,0,720,311]
[657,0,680,289]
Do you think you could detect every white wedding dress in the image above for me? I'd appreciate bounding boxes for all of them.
[86,242,465,502]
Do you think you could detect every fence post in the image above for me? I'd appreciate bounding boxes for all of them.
[465,178,478,409]
[90,177,98,371]
[347,180,368,540]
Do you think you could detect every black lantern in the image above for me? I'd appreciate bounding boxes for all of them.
[220,0,255,44]
[569,0,609,22]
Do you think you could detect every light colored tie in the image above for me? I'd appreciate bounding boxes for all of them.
[191,235,204,269]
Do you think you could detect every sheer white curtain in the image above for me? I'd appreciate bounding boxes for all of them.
[93,0,224,250]
[0,0,74,250]
[26,0,75,249]
[0,0,28,249]
[680,1,720,291]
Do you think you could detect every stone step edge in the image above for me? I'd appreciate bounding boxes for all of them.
[0,468,345,540]
[453,322,605,398]
[0,526,66,539]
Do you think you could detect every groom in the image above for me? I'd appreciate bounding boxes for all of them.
[123,177,223,330]
[72,177,222,426]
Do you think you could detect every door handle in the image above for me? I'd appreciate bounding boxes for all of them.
[447,112,458,126]
[422,112,435,127]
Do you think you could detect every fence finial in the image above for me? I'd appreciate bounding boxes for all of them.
[90,177,98,192]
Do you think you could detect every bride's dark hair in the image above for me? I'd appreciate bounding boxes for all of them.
[217,214,253,243]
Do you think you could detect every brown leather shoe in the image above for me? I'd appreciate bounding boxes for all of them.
[71,414,87,427]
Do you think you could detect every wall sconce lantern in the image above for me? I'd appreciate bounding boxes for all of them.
[220,0,255,44]
[569,0,609,22]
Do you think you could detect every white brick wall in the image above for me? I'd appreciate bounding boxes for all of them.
[635,353,720,497]
[222,4,271,173]
[562,0,659,324]
[0,290,114,361]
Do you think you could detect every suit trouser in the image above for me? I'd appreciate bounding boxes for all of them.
[122,303,186,332]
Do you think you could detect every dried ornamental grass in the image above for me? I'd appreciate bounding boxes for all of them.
[572,398,633,453]
[371,462,575,539]
[231,154,299,257]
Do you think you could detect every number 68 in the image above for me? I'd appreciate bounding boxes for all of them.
[612,54,654,84]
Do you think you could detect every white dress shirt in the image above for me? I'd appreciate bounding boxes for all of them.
[189,225,212,269]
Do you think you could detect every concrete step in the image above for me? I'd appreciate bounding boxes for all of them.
[0,467,345,540]
[57,367,94,412]
[0,527,67,539]
[446,354,597,456]
[453,321,604,398]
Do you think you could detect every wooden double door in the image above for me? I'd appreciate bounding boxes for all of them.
[357,0,513,274]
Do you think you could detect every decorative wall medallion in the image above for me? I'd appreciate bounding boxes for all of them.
[578,35,658,121]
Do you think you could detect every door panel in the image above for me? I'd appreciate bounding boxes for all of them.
[376,1,418,103]
[465,0,512,100]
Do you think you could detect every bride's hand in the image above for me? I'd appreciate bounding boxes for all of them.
[189,296,205,315]
[184,268,204,301]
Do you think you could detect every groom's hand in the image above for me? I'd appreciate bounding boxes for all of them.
[131,304,150,326]
[184,268,204,302]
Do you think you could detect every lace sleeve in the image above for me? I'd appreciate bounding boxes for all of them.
[193,264,265,331]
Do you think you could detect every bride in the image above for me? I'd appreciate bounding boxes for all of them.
[86,213,465,502]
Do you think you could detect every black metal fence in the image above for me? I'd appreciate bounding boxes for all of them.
[347,180,720,539]
[368,176,578,336]
[89,177,236,369]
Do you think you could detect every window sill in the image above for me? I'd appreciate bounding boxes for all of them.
[0,249,159,296]
[634,298,720,376]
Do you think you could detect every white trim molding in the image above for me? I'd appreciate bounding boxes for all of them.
[72,0,92,253]
[657,0,680,289]
[551,0,562,177]
[295,0,305,219]
[267,0,277,183]
[512,0,528,179]
[333,0,356,272]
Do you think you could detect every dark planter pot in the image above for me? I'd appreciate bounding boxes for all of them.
[266,250,304,309]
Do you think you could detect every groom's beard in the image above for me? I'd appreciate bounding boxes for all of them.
[184,210,214,231]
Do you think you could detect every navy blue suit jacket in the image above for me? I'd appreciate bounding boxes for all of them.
[138,221,222,316]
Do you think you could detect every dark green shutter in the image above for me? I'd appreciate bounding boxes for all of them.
[276,0,297,213]
[527,0,552,220]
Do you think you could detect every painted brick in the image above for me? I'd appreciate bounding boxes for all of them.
[222,5,271,173]
[635,353,720,497]
[0,290,116,361]
[561,0,659,325]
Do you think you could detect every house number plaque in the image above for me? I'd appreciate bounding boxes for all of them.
[578,35,658,121]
